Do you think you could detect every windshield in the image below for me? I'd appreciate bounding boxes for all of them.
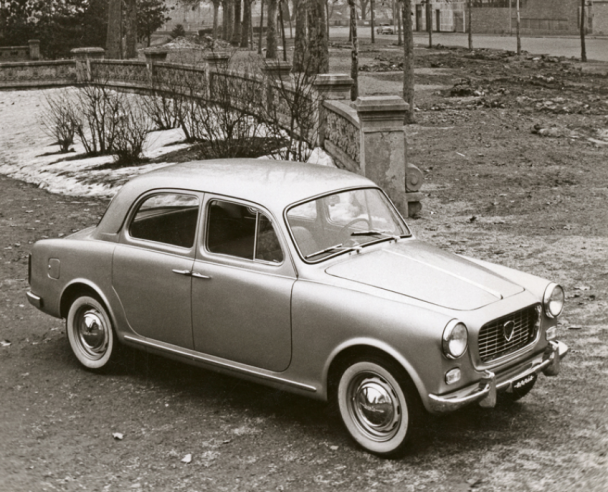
[286,188,411,262]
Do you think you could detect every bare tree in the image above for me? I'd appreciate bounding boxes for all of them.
[241,0,252,47]
[125,0,137,59]
[258,0,265,53]
[348,0,358,100]
[307,0,329,73]
[580,0,587,62]
[107,0,122,59]
[370,0,375,44]
[212,0,221,38]
[401,0,414,123]
[467,0,472,50]
[293,0,308,72]
[232,0,242,45]
[516,0,521,55]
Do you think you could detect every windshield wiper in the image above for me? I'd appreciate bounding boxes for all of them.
[351,230,402,241]
[305,243,358,259]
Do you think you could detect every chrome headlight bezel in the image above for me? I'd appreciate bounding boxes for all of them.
[442,320,468,359]
[543,283,564,319]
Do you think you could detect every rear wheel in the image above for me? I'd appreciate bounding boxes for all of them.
[336,356,422,457]
[66,295,117,371]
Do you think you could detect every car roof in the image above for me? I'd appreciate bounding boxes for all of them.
[95,159,375,235]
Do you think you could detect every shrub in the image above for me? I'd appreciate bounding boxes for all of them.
[39,89,78,153]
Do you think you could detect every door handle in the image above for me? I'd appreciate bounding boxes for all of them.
[191,272,212,280]
[172,269,192,276]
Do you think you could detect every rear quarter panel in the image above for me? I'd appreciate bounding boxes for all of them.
[30,237,117,320]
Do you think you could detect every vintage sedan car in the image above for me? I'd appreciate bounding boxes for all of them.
[26,159,568,457]
[376,23,395,34]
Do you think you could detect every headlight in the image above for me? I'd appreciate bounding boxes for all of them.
[442,320,468,359]
[543,283,564,318]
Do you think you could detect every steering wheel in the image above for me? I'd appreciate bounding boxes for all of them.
[339,217,371,245]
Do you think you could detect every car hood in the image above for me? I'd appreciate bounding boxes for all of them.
[324,240,524,310]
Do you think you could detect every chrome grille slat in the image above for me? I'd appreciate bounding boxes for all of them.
[478,306,539,363]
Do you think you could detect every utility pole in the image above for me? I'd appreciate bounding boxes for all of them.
[580,0,587,62]
[467,0,472,50]
[426,0,432,48]
[371,0,375,44]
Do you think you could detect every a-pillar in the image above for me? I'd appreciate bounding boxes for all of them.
[313,74,353,147]
[355,96,410,218]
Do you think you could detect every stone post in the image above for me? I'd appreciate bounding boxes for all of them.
[203,52,230,70]
[71,47,105,83]
[28,40,40,61]
[355,96,411,218]
[313,74,353,147]
[262,60,292,82]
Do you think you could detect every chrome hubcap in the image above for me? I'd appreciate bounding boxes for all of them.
[349,375,401,441]
[76,308,109,359]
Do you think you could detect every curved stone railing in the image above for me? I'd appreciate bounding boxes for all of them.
[0,53,422,216]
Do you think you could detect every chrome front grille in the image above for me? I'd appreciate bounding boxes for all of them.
[478,305,540,363]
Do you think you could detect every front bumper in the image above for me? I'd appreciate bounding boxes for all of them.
[428,340,568,414]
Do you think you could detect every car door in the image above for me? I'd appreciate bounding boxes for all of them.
[191,196,296,372]
[112,191,201,349]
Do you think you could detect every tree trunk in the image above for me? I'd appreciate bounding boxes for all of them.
[213,1,220,39]
[258,0,265,54]
[348,0,358,100]
[293,0,308,71]
[241,0,251,47]
[396,0,402,46]
[125,0,137,59]
[426,0,432,48]
[402,0,415,123]
[313,0,329,73]
[107,0,122,59]
[516,0,521,55]
[222,0,228,39]
[371,0,375,44]
[580,0,587,62]
[279,0,287,60]
[232,0,242,45]
[468,0,472,50]
[266,0,278,58]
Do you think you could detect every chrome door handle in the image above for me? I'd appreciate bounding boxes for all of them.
[172,269,192,276]
[192,272,211,280]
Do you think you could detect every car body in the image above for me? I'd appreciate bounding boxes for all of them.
[376,24,394,34]
[27,159,568,457]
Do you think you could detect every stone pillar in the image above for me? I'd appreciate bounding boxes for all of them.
[71,47,105,83]
[313,74,353,147]
[143,48,170,65]
[262,60,292,82]
[355,96,410,218]
[203,52,230,70]
[28,40,40,61]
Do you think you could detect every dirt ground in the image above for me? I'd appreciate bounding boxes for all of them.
[1,39,608,491]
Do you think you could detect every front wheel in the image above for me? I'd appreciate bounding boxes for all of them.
[336,357,422,457]
[66,295,117,371]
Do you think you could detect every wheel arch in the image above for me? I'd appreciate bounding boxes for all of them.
[325,340,426,406]
[60,280,115,323]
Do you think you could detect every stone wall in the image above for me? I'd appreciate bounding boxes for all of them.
[0,40,40,63]
[0,61,76,89]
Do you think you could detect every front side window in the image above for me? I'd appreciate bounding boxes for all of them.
[207,200,283,264]
[129,193,199,248]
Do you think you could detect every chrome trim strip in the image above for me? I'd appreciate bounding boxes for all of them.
[123,335,317,393]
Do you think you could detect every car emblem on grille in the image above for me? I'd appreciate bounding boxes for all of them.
[503,320,515,341]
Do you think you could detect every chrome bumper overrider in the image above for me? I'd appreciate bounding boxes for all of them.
[26,291,42,309]
[428,340,568,413]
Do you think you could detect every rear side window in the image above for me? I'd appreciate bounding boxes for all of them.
[129,193,199,248]
[207,200,283,263]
